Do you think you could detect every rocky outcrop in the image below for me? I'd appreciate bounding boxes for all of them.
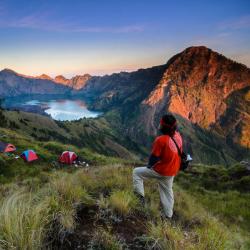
[48,74,92,90]
[38,74,53,81]
[140,46,250,135]
[70,74,92,90]
[54,75,70,85]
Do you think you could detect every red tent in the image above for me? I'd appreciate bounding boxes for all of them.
[0,142,16,153]
[59,151,78,165]
[21,150,38,162]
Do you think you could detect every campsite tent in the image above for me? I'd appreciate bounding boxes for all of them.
[0,142,16,153]
[59,151,78,164]
[21,150,38,162]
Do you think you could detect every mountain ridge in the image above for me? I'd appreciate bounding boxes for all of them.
[0,68,92,92]
[79,46,250,164]
[1,46,249,164]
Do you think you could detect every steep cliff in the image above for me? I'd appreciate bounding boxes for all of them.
[140,46,250,135]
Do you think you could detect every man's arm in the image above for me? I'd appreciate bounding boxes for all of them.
[147,137,162,168]
[147,154,161,168]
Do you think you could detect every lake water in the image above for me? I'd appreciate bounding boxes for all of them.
[5,98,101,121]
[27,99,101,121]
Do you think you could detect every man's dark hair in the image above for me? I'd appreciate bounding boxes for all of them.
[160,114,177,136]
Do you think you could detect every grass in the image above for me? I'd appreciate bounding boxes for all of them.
[0,192,51,250]
[144,221,185,249]
[1,110,144,161]
[176,164,250,232]
[0,170,95,249]
[0,164,249,249]
[0,124,138,184]
[0,111,249,248]
[109,190,138,216]
[90,227,122,250]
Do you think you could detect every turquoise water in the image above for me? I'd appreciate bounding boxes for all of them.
[24,99,101,121]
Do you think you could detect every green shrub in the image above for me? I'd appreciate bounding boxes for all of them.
[228,164,249,179]
[233,176,250,191]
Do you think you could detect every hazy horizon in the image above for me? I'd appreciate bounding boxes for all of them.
[0,0,249,77]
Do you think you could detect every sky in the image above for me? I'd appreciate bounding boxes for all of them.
[0,0,250,77]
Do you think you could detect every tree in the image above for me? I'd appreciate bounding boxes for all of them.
[0,98,7,127]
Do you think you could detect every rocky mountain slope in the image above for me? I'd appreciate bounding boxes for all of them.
[0,69,71,97]
[54,74,91,90]
[81,65,167,112]
[80,46,250,164]
[35,73,92,90]
[139,46,250,134]
[136,47,250,162]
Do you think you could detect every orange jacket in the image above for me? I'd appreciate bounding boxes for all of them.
[152,132,183,176]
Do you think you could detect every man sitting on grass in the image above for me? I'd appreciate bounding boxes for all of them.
[133,114,183,219]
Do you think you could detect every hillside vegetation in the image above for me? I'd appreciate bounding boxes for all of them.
[0,164,249,249]
[0,110,145,184]
[0,106,249,249]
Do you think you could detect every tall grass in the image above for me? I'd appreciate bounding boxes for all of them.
[0,164,249,249]
[48,173,94,231]
[0,171,94,249]
[109,190,138,216]
[0,192,51,250]
[145,221,187,250]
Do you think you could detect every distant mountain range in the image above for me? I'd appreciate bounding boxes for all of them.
[36,73,91,90]
[1,46,249,164]
[0,69,71,96]
[0,68,92,96]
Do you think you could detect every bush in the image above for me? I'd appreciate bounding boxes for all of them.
[233,176,250,191]
[228,164,249,179]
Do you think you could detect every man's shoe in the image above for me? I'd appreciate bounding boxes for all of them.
[161,213,172,221]
[134,192,145,206]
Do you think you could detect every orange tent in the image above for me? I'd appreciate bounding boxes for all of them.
[0,142,16,153]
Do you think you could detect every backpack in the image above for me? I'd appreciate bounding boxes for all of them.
[170,136,190,171]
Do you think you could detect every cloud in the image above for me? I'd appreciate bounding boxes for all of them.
[0,11,144,33]
[219,15,250,30]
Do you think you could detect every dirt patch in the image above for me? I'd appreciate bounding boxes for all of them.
[51,204,148,249]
